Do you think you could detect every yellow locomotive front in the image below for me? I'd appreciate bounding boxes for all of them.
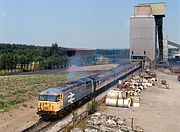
[37,93,63,117]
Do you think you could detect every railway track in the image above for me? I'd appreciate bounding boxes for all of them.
[22,92,107,132]
[22,119,56,132]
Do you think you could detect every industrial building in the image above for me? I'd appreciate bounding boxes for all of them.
[167,40,180,59]
[168,48,180,59]
[130,2,166,67]
[63,48,96,57]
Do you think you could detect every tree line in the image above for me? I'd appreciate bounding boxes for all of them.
[0,43,129,74]
[0,43,69,74]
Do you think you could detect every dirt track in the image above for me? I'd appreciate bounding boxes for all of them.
[103,70,180,132]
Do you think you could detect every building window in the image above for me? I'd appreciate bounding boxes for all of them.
[131,51,134,55]
[144,51,146,55]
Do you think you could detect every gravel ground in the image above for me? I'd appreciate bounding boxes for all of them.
[102,70,180,132]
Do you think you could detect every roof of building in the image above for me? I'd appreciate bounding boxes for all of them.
[63,47,95,51]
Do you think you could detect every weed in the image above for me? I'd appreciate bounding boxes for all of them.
[75,120,86,129]
[0,95,4,100]
[30,105,34,109]
[8,99,21,106]
[86,99,98,114]
[72,110,78,119]
[0,101,9,112]
[12,89,27,95]
[23,104,28,107]
[31,84,37,89]
[32,93,39,97]
[64,124,74,132]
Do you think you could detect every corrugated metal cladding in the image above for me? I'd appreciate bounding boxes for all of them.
[130,16,156,61]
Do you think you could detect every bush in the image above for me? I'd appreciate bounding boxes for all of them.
[8,99,21,106]
[86,99,98,114]
[0,101,9,112]
[72,110,78,118]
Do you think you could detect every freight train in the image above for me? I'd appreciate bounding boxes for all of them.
[37,63,141,118]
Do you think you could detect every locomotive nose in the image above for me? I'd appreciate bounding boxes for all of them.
[38,102,55,111]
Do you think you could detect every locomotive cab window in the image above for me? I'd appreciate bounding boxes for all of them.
[58,94,63,100]
[39,95,57,102]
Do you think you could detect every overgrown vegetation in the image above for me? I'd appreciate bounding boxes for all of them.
[86,99,98,114]
[0,72,86,112]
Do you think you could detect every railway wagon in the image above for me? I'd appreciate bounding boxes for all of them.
[88,71,115,95]
[89,64,137,94]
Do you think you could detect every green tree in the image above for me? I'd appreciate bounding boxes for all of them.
[19,54,28,70]
[12,54,19,70]
[50,43,59,58]
[0,54,3,70]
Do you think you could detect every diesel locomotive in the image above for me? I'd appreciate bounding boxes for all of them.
[37,63,141,118]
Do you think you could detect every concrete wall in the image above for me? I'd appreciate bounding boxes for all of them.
[134,5,152,16]
[137,2,165,16]
[130,16,155,61]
